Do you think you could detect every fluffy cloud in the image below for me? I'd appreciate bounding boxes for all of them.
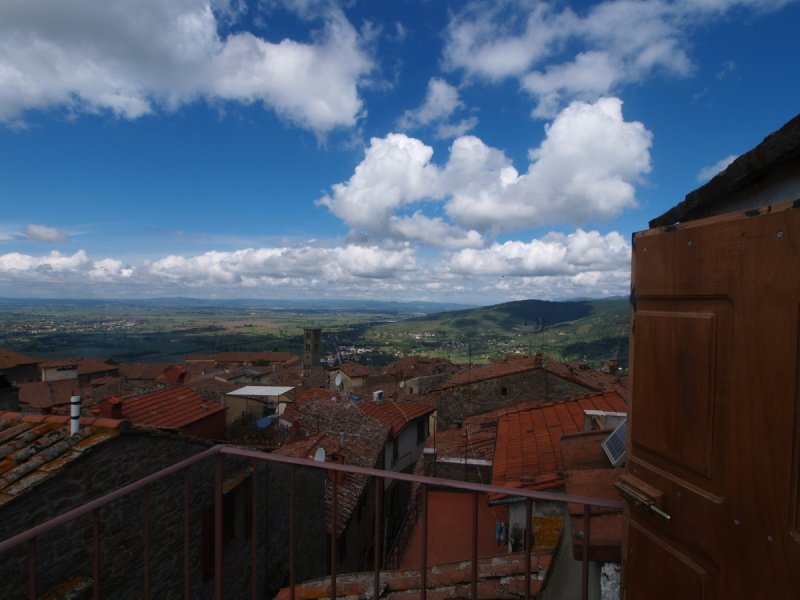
[0,250,88,274]
[21,224,69,242]
[443,0,790,117]
[146,244,417,285]
[0,233,632,301]
[317,133,441,231]
[89,258,134,281]
[0,0,372,132]
[397,78,474,138]
[447,229,630,276]
[321,97,651,240]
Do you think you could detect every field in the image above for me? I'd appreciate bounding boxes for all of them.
[0,297,630,367]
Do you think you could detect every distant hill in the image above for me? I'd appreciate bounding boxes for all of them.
[356,297,630,368]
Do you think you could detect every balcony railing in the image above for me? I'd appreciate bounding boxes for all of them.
[0,444,623,600]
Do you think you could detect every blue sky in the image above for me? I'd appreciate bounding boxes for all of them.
[1,0,798,304]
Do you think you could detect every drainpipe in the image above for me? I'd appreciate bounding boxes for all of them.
[70,395,81,436]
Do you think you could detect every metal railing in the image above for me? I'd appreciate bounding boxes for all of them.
[0,444,623,600]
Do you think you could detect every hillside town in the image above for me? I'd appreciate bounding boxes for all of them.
[2,105,800,600]
[0,332,627,598]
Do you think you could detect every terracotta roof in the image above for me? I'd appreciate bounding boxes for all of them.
[77,360,119,376]
[336,362,375,378]
[184,377,237,402]
[276,397,389,535]
[40,358,80,369]
[119,363,170,381]
[381,356,457,378]
[295,387,340,404]
[275,550,552,600]
[0,348,39,370]
[184,351,295,364]
[156,364,188,385]
[118,386,224,429]
[491,390,627,496]
[358,399,434,437]
[18,380,86,411]
[0,412,129,507]
[426,421,498,463]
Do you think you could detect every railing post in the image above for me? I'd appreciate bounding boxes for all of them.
[27,537,36,600]
[420,484,428,600]
[289,464,296,600]
[330,472,338,599]
[183,469,190,600]
[214,453,223,600]
[251,458,259,600]
[373,476,382,599]
[93,508,101,600]
[143,486,151,600]
[525,498,533,600]
[471,490,478,600]
[581,503,591,600]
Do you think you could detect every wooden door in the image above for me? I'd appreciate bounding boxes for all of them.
[624,202,800,598]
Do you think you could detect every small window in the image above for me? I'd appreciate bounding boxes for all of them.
[501,387,508,396]
[416,419,425,443]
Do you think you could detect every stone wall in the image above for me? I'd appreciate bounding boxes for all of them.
[0,431,282,600]
[437,369,594,428]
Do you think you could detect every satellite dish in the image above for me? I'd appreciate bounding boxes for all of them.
[313,447,326,463]
[335,372,343,387]
[399,380,405,389]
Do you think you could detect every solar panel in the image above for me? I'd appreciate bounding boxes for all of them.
[602,418,627,467]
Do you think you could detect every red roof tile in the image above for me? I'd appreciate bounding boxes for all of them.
[118,386,224,429]
[491,389,627,495]
[275,550,552,599]
[0,348,39,370]
[336,362,375,378]
[358,399,434,437]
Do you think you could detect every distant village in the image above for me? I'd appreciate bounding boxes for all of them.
[0,325,628,598]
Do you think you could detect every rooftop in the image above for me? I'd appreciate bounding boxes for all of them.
[184,351,295,364]
[437,354,618,392]
[358,398,434,437]
[112,385,224,429]
[227,385,294,397]
[0,412,129,507]
[0,349,39,370]
[335,362,376,379]
[491,390,627,496]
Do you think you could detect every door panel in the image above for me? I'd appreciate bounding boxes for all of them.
[625,203,800,599]
[625,520,715,600]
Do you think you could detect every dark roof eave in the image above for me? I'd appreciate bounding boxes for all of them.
[650,113,800,228]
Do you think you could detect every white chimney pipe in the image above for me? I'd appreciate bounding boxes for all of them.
[70,395,81,436]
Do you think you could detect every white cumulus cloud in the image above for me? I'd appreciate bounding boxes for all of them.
[146,244,417,286]
[0,0,373,133]
[320,97,651,241]
[447,229,630,277]
[0,250,88,274]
